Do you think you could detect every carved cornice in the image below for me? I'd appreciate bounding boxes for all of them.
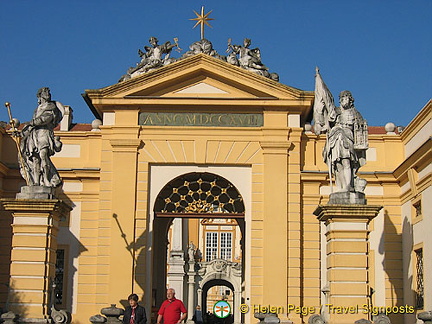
[400,99,431,143]
[259,141,292,155]
[393,138,431,179]
[0,198,72,215]
[109,139,143,152]
[314,204,382,223]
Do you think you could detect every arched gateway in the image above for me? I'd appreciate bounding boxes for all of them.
[151,172,245,324]
[74,43,317,324]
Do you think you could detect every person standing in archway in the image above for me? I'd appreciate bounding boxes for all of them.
[192,305,203,324]
[157,288,187,324]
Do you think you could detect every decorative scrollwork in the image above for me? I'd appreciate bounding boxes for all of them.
[212,259,228,272]
[154,172,244,214]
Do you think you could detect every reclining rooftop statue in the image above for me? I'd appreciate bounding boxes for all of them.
[119,36,279,82]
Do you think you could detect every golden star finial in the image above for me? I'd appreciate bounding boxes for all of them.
[189,6,214,40]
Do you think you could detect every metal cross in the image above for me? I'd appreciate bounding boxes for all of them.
[189,6,214,40]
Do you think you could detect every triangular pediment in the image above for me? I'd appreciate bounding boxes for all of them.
[84,54,314,117]
[174,82,228,94]
[129,71,269,98]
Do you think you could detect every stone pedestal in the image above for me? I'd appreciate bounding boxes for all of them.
[0,198,71,321]
[16,186,59,200]
[328,191,366,205]
[314,204,382,324]
[166,250,185,299]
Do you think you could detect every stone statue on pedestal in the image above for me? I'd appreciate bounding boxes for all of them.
[19,87,63,188]
[313,68,368,204]
[187,241,196,262]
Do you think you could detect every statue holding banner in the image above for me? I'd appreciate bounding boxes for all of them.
[313,68,368,203]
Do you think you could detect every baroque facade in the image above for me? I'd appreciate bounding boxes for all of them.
[0,49,430,324]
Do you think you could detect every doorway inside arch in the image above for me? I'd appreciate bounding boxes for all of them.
[202,280,234,324]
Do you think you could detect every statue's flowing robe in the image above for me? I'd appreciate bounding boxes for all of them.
[20,101,63,186]
[323,106,367,174]
[24,103,61,155]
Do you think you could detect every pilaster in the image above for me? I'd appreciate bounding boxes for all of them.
[108,138,142,303]
[260,140,291,323]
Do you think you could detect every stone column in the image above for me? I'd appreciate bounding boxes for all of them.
[314,205,381,324]
[0,199,71,321]
[233,290,242,324]
[167,218,185,299]
[197,288,202,308]
[186,261,195,324]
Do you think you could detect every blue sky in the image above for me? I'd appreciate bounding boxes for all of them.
[0,0,431,127]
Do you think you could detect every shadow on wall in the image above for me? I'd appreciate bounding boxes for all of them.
[112,211,172,317]
[2,281,29,318]
[378,210,416,323]
[401,216,419,322]
[112,212,150,309]
[57,193,88,313]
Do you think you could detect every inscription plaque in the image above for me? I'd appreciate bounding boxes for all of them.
[139,112,263,127]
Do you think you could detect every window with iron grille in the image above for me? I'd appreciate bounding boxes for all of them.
[415,248,424,309]
[54,249,65,306]
[220,232,232,260]
[205,232,218,261]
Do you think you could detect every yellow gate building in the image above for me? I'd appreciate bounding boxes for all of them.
[0,51,430,324]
